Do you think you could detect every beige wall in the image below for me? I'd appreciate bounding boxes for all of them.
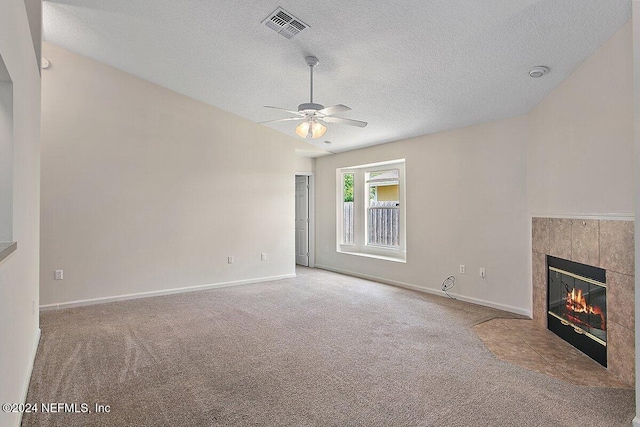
[315,116,531,314]
[40,43,301,307]
[0,1,41,426]
[315,20,634,316]
[528,22,634,217]
[24,0,42,70]
[633,2,640,426]
[294,155,315,174]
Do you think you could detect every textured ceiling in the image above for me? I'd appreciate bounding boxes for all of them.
[42,0,631,153]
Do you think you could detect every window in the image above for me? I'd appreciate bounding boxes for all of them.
[367,169,399,247]
[341,172,354,244]
[337,160,406,262]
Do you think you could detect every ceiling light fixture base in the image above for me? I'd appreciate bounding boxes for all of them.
[529,66,550,78]
[305,56,319,67]
[298,102,324,112]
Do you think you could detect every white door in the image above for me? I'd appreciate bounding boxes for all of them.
[295,175,309,266]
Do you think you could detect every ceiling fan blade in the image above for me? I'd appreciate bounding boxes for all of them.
[320,116,368,128]
[259,117,305,124]
[263,106,304,116]
[317,104,351,116]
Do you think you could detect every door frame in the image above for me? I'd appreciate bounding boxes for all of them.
[295,172,315,268]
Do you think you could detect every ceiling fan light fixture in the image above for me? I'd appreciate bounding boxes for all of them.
[262,55,367,137]
[311,121,327,138]
[296,120,326,139]
[295,121,310,138]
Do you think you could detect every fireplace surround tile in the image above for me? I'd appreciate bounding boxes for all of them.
[600,220,635,276]
[548,218,572,259]
[532,217,549,254]
[532,287,546,328]
[490,346,546,365]
[511,358,568,381]
[503,318,540,330]
[571,219,599,266]
[532,252,547,327]
[560,359,624,387]
[608,321,635,386]
[531,216,635,387]
[534,342,592,367]
[473,318,524,344]
[608,271,635,331]
[475,319,631,388]
[532,252,546,288]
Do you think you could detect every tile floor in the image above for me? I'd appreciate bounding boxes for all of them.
[474,318,631,389]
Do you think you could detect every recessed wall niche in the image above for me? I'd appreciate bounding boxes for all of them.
[0,54,13,244]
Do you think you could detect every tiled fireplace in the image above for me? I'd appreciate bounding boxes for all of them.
[532,217,635,385]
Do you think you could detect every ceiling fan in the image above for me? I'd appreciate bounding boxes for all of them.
[260,56,367,139]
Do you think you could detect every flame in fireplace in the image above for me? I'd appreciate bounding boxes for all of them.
[565,288,606,331]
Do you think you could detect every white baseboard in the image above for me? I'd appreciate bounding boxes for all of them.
[40,274,297,311]
[18,328,41,426]
[315,264,531,317]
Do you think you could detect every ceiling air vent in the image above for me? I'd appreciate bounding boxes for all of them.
[262,7,309,39]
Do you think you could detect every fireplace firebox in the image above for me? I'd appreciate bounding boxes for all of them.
[547,256,607,366]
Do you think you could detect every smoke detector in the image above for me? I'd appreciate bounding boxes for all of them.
[529,66,550,78]
[262,7,309,39]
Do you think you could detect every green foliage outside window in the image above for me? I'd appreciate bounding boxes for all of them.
[343,173,378,202]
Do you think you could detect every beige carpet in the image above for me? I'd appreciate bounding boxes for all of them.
[23,267,635,426]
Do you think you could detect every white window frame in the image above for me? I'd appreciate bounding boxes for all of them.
[336,159,406,263]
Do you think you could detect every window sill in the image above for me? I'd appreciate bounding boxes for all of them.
[337,249,406,263]
[0,241,17,263]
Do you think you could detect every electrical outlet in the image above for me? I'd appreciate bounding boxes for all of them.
[261,253,267,261]
[480,268,486,279]
[227,256,234,264]
[459,265,465,274]
[55,270,63,280]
